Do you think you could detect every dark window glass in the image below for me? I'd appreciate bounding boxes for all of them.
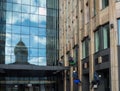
[102,0,109,9]
[94,24,109,53]
[102,24,109,49]
[82,38,89,58]
[94,0,96,15]
[117,19,120,45]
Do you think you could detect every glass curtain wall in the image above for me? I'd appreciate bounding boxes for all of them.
[0,0,61,91]
[46,0,59,66]
[0,0,47,65]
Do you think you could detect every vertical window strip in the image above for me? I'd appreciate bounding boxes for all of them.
[103,27,108,49]
[94,0,96,15]
[118,19,120,45]
[95,31,99,52]
[82,41,85,59]
[103,25,109,49]
[85,39,89,57]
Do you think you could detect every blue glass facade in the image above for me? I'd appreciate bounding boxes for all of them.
[0,0,61,91]
[0,0,47,65]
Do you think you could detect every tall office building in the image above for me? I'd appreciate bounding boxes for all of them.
[59,0,120,91]
[46,0,59,66]
[0,0,64,91]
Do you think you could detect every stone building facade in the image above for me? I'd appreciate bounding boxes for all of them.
[59,0,120,91]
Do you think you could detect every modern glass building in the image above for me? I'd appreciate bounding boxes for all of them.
[0,0,47,65]
[0,0,66,91]
[46,0,59,66]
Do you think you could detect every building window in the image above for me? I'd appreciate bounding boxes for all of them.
[103,24,109,49]
[73,46,78,65]
[82,37,89,59]
[94,0,96,15]
[94,31,100,52]
[117,19,120,45]
[94,23,110,53]
[116,0,120,2]
[102,0,109,9]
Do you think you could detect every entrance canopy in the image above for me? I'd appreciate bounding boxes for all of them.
[0,64,69,77]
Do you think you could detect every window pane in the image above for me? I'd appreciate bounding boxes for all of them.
[94,0,96,15]
[29,57,39,65]
[12,12,21,25]
[6,11,12,24]
[38,36,46,48]
[82,41,85,58]
[12,25,21,34]
[74,47,78,63]
[102,0,109,9]
[21,35,30,48]
[11,34,20,47]
[95,31,100,52]
[6,3,12,11]
[39,48,46,56]
[39,0,46,7]
[6,32,12,46]
[39,16,46,28]
[30,35,39,48]
[103,25,109,49]
[85,40,89,57]
[21,26,29,35]
[38,57,46,65]
[39,28,46,36]
[22,0,30,5]
[30,14,39,27]
[31,6,38,14]
[30,27,38,35]
[13,3,21,12]
[5,55,11,64]
[22,5,30,13]
[39,8,46,16]
[29,49,38,57]
[6,24,12,33]
[118,19,120,45]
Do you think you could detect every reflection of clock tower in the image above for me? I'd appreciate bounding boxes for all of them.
[14,39,29,64]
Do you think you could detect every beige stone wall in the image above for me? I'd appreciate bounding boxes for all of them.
[59,0,120,91]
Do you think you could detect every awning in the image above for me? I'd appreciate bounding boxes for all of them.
[0,64,69,77]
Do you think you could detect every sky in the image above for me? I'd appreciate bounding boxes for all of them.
[5,0,47,65]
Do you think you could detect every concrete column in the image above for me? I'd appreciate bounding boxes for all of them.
[109,0,119,91]
[70,67,73,91]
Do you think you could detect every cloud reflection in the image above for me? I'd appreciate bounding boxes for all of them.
[34,36,46,45]
[5,0,47,65]
[29,57,46,65]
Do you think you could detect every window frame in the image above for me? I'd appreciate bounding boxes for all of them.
[117,18,120,45]
[94,23,110,53]
[102,0,109,9]
[82,37,89,59]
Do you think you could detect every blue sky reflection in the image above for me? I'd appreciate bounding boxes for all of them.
[5,0,47,65]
